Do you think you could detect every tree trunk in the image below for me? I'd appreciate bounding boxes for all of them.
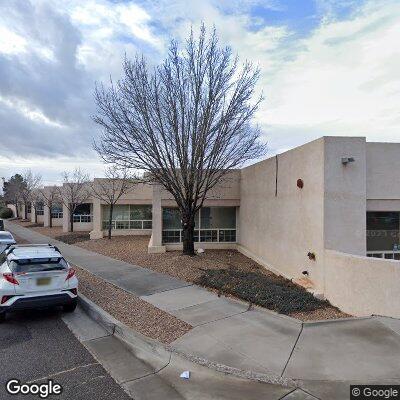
[108,203,113,240]
[15,202,19,218]
[49,215,52,228]
[182,212,195,256]
[24,203,28,220]
[34,208,38,223]
[70,210,74,232]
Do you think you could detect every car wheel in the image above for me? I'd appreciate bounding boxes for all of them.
[63,300,77,313]
[0,312,6,323]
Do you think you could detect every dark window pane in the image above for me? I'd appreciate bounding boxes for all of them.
[74,203,91,215]
[130,205,152,220]
[162,230,181,243]
[367,212,400,251]
[163,208,181,229]
[200,207,236,229]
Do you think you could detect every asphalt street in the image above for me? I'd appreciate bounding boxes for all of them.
[0,308,131,400]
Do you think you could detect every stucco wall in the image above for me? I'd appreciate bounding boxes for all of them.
[160,170,241,201]
[239,138,326,291]
[323,137,366,256]
[367,143,400,200]
[324,249,400,318]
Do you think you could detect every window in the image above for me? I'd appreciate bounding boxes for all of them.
[74,203,91,215]
[367,212,400,251]
[162,207,236,244]
[130,205,152,221]
[200,207,236,229]
[162,208,181,229]
[36,201,44,215]
[10,258,68,273]
[102,205,152,230]
[51,203,63,219]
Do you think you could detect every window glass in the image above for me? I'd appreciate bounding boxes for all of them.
[367,212,400,251]
[36,201,44,211]
[74,203,91,215]
[200,207,236,229]
[163,208,181,229]
[103,205,130,220]
[51,203,63,213]
[130,205,152,220]
[10,258,68,273]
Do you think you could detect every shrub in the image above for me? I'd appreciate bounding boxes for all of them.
[195,268,331,314]
[0,208,13,219]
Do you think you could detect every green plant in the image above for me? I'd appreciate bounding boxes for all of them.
[0,208,14,219]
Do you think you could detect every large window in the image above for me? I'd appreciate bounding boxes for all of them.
[103,205,152,230]
[367,212,400,259]
[162,207,236,244]
[35,201,44,216]
[73,203,92,223]
[51,203,63,219]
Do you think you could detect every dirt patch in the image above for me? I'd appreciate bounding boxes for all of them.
[55,232,90,245]
[75,266,192,344]
[75,235,349,321]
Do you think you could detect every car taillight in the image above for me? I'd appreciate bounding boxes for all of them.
[65,268,76,281]
[3,273,19,285]
[69,288,78,295]
[1,295,14,304]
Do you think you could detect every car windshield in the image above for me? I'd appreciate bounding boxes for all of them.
[0,233,12,240]
[10,258,68,273]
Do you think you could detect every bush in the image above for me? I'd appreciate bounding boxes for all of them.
[195,268,331,314]
[0,208,13,219]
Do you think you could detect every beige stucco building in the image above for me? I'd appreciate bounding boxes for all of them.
[13,136,400,318]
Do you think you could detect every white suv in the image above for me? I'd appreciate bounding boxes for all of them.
[0,244,78,322]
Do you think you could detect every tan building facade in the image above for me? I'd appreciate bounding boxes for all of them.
[14,136,400,318]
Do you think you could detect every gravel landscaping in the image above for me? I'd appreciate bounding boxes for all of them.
[75,235,349,320]
[11,224,349,320]
[55,232,90,244]
[75,266,192,344]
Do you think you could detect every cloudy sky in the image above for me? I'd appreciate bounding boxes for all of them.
[0,0,399,184]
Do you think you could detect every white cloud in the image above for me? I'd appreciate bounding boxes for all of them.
[257,0,400,151]
[0,26,27,55]
[1,0,400,180]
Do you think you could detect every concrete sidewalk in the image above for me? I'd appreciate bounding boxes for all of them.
[6,221,400,399]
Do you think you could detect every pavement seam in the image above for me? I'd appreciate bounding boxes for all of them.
[192,309,248,327]
[299,388,321,399]
[26,362,100,383]
[119,351,173,384]
[278,388,297,399]
[374,316,400,338]
[280,322,303,378]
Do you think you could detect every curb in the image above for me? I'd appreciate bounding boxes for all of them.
[78,294,298,388]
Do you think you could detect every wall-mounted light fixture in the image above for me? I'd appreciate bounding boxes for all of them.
[297,178,304,189]
[341,157,355,165]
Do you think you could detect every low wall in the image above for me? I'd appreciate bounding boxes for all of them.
[324,249,400,318]
[73,222,93,232]
[104,229,152,237]
[51,218,63,227]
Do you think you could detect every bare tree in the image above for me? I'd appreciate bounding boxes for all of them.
[93,25,266,255]
[39,186,60,228]
[20,170,42,220]
[90,165,137,239]
[58,168,91,232]
[3,174,24,218]
[31,189,44,224]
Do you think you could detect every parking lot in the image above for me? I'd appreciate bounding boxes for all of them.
[0,308,131,400]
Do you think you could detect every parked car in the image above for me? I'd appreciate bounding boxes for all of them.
[0,244,78,322]
[0,231,16,253]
